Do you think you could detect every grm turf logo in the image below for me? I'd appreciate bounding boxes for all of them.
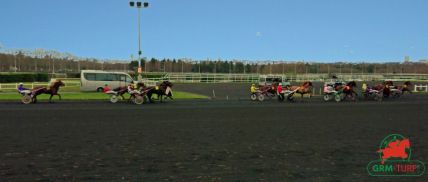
[367,134,425,176]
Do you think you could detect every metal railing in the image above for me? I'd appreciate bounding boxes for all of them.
[0,79,81,91]
[144,73,428,83]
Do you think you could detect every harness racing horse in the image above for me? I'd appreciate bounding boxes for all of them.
[146,81,174,103]
[286,81,313,101]
[258,82,279,99]
[373,81,411,98]
[371,81,392,98]
[338,81,358,101]
[31,80,65,103]
[386,81,412,98]
[397,81,412,94]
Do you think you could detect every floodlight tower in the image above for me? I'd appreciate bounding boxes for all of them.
[129,1,149,81]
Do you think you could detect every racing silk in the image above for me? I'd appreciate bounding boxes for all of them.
[127,85,134,93]
[277,85,283,94]
[17,85,28,92]
[323,84,331,93]
[362,83,367,91]
[103,86,110,93]
[250,86,257,93]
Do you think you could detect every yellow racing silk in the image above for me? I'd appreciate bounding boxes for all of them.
[250,86,257,93]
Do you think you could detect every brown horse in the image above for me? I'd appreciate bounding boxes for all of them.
[31,80,65,103]
[286,81,313,101]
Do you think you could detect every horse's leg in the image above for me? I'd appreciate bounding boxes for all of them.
[147,92,154,103]
[49,94,53,103]
[58,94,62,100]
[287,94,294,102]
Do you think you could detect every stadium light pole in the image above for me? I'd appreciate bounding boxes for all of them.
[14,51,18,72]
[129,1,149,81]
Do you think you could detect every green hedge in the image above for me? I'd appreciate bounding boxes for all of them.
[0,73,49,83]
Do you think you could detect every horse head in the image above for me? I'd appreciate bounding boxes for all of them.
[160,81,173,88]
[384,81,394,87]
[347,81,357,88]
[403,81,412,87]
[50,80,65,90]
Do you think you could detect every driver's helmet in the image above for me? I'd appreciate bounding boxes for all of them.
[19,83,23,86]
[104,83,108,86]
[279,83,282,86]
[251,83,255,86]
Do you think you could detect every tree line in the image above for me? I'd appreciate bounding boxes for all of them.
[1,53,428,74]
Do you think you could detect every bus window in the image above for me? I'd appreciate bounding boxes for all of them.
[106,74,117,81]
[126,76,133,83]
[85,73,96,81]
[119,75,126,82]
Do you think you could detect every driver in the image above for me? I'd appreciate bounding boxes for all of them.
[277,83,284,101]
[103,83,111,93]
[17,83,29,92]
[127,83,139,95]
[250,83,257,94]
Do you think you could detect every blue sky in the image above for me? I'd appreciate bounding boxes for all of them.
[0,0,427,62]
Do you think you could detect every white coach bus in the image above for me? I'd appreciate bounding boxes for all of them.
[80,70,135,92]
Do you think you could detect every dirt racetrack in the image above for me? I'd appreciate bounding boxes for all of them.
[0,89,428,181]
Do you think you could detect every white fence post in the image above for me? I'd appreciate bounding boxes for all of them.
[414,84,428,92]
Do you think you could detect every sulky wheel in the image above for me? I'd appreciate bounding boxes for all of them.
[257,94,265,102]
[392,92,401,98]
[374,93,383,102]
[250,94,257,101]
[110,95,119,103]
[323,94,331,102]
[133,95,144,105]
[334,93,342,102]
[21,95,32,104]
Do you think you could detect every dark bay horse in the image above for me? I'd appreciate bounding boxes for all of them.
[31,80,65,103]
[340,81,358,101]
[146,81,174,103]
